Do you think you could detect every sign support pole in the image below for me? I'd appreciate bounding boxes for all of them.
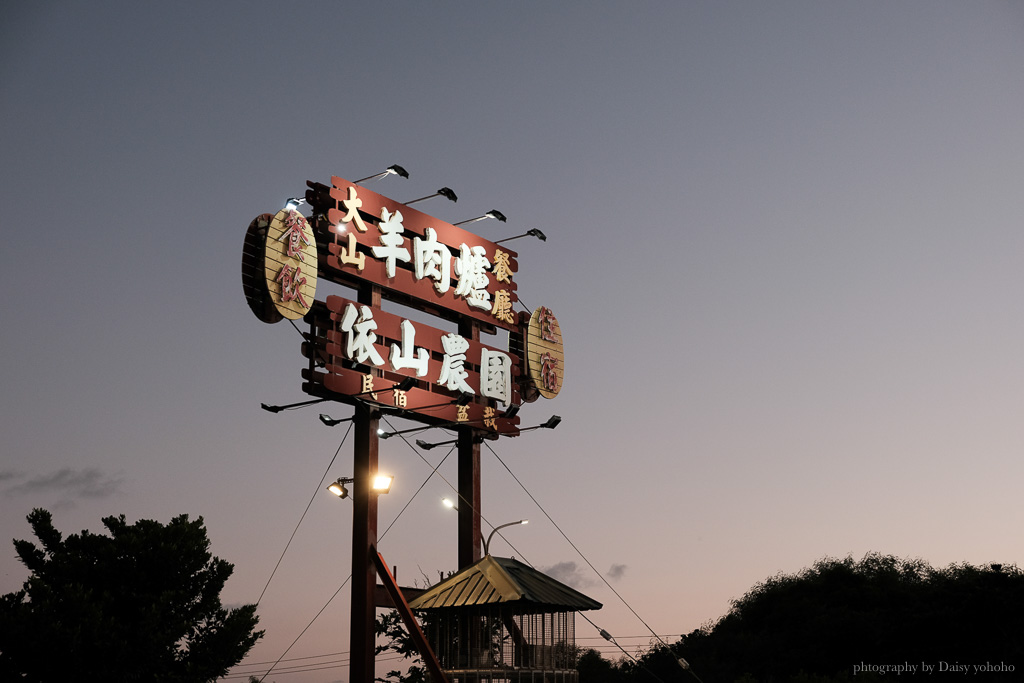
[350,284,382,683]
[458,319,483,568]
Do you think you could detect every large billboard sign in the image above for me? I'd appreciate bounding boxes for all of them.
[243,173,561,437]
[316,176,519,331]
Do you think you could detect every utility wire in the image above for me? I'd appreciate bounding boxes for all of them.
[251,421,458,682]
[484,440,704,683]
[256,422,353,606]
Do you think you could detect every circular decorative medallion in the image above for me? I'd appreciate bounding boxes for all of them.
[263,209,318,320]
[525,306,563,399]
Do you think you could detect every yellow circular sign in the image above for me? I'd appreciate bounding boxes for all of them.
[525,306,564,399]
[263,209,318,320]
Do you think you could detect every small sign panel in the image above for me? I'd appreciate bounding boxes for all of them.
[525,306,563,399]
[263,209,318,320]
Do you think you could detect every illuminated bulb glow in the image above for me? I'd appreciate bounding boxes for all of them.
[372,475,393,493]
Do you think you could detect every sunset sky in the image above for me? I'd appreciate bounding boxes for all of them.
[2,2,1023,681]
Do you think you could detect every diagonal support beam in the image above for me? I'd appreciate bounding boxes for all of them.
[372,548,448,683]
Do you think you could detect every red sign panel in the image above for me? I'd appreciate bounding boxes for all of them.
[317,295,521,435]
[320,177,520,332]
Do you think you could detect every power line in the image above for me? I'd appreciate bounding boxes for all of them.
[256,422,353,606]
[484,439,704,683]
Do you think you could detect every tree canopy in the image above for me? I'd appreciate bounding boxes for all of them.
[0,508,263,682]
[623,553,1024,683]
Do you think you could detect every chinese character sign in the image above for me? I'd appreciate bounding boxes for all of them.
[320,178,520,332]
[263,208,317,320]
[526,306,563,399]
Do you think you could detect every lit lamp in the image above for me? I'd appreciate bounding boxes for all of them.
[327,474,393,498]
[372,474,394,494]
[328,477,353,498]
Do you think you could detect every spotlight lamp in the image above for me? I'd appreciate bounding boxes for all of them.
[453,210,507,226]
[285,197,307,210]
[405,187,458,205]
[328,477,353,498]
[442,497,458,511]
[494,228,548,245]
[327,474,393,498]
[415,434,482,450]
[319,414,353,427]
[518,415,561,432]
[354,164,410,184]
[372,474,394,493]
[261,398,327,414]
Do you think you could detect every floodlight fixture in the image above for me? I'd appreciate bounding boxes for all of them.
[453,210,507,226]
[328,477,353,498]
[354,164,410,184]
[319,414,354,427]
[372,474,394,493]
[415,433,483,450]
[494,228,547,245]
[327,474,392,498]
[285,197,307,210]
[441,497,458,511]
[405,187,458,205]
[483,519,529,556]
[502,404,521,419]
[261,398,328,413]
[518,415,562,432]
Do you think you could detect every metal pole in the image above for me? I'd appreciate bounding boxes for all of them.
[457,320,482,569]
[350,284,381,683]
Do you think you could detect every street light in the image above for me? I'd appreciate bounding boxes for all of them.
[483,519,528,556]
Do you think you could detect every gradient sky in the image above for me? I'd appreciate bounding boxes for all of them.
[2,2,1023,681]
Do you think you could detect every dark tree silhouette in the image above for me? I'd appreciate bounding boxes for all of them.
[0,508,263,682]
[628,553,1024,683]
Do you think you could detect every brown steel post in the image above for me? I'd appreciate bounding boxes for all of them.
[351,285,381,683]
[458,320,482,568]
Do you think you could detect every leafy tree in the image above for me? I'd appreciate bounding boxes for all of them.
[0,508,263,682]
[644,553,1024,683]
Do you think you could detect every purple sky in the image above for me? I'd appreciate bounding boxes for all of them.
[2,2,1023,681]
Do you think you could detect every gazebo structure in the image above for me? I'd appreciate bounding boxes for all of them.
[408,555,602,683]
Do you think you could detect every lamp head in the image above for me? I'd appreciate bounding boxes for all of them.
[327,478,350,498]
[372,474,394,494]
[527,228,547,241]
